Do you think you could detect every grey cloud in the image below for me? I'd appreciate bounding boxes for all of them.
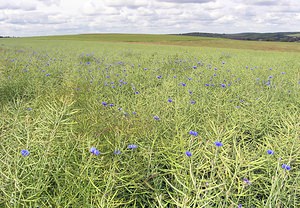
[0,1,36,11]
[37,0,61,6]
[156,0,215,3]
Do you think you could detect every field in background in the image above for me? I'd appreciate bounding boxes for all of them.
[0,35,299,207]
[31,33,300,52]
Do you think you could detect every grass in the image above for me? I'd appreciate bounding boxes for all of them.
[0,35,300,207]
[31,33,300,52]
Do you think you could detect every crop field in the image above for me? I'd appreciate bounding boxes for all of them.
[0,35,299,207]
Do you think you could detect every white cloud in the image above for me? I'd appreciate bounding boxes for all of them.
[0,0,299,36]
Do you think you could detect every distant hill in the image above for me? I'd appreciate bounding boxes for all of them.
[178,32,300,42]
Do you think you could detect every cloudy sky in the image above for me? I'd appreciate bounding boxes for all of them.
[1,0,299,37]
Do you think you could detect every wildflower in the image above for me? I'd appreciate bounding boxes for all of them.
[180,82,186,87]
[135,91,139,94]
[109,103,114,107]
[267,150,274,155]
[282,164,291,171]
[128,144,138,149]
[192,66,197,69]
[214,141,223,147]
[205,83,210,87]
[189,131,198,136]
[185,151,192,157]
[157,75,162,79]
[188,90,193,94]
[269,75,273,79]
[190,100,196,105]
[102,102,107,106]
[221,83,226,88]
[114,150,121,155]
[90,147,100,156]
[46,73,50,76]
[153,115,160,120]
[167,98,173,103]
[132,111,137,115]
[21,149,30,157]
[26,107,33,111]
[243,178,251,185]
[238,204,242,208]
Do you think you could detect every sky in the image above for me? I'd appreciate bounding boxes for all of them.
[0,0,299,37]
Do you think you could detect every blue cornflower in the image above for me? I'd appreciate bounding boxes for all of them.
[180,82,186,86]
[135,91,139,94]
[185,151,192,157]
[167,98,173,103]
[114,150,121,155]
[27,107,33,111]
[128,144,138,149]
[190,100,196,105]
[205,83,210,87]
[46,73,50,76]
[153,115,160,120]
[109,103,114,107]
[267,150,274,155]
[132,111,137,115]
[157,75,162,79]
[189,131,198,136]
[243,178,251,185]
[21,149,30,157]
[238,204,242,208]
[192,66,197,69]
[221,83,226,88]
[102,102,107,106]
[282,164,291,171]
[188,90,193,94]
[90,147,100,156]
[269,75,273,79]
[214,141,223,147]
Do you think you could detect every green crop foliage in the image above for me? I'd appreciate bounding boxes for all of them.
[0,35,299,207]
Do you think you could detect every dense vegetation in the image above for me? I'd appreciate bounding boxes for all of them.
[179,32,300,42]
[0,35,299,207]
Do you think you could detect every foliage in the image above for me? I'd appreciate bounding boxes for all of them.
[0,37,299,207]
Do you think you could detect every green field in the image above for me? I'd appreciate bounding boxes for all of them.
[0,34,300,207]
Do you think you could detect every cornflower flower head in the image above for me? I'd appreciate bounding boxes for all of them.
[114,150,121,155]
[267,150,274,155]
[21,149,30,157]
[192,66,197,69]
[127,144,138,150]
[221,83,226,88]
[90,147,100,156]
[214,141,223,147]
[153,115,160,120]
[157,75,162,79]
[189,130,198,136]
[167,98,173,103]
[102,102,107,106]
[190,100,196,105]
[185,151,192,157]
[27,107,33,111]
[282,164,291,171]
[243,178,251,185]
